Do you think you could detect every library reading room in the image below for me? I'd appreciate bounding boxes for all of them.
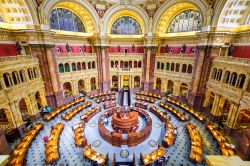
[0,0,250,166]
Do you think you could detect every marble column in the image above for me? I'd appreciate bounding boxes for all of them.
[45,46,64,107]
[96,46,110,92]
[142,46,156,91]
[30,44,63,109]
[188,45,214,110]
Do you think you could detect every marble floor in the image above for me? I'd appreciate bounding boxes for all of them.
[11,92,221,166]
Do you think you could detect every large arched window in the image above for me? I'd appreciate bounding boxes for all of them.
[111,16,142,35]
[168,10,202,33]
[50,8,86,32]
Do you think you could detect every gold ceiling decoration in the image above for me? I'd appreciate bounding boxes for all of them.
[156,3,198,34]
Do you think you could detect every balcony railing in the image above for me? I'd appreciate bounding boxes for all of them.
[109,53,144,56]
[156,53,195,57]
[56,53,96,57]
[0,55,36,62]
[122,68,130,71]
[213,56,250,65]
[110,67,143,72]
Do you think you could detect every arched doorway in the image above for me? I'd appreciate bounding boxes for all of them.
[180,83,188,97]
[134,76,140,88]
[156,78,162,91]
[112,76,118,88]
[123,76,129,87]
[206,91,215,108]
[220,99,231,122]
[167,80,174,95]
[78,80,85,95]
[63,82,72,97]
[90,78,97,90]
[35,92,43,109]
[0,108,14,130]
[18,98,31,123]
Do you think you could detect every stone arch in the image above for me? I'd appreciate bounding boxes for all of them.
[167,80,174,95]
[18,97,32,122]
[103,4,149,34]
[63,82,72,97]
[90,77,97,90]
[78,79,85,95]
[35,91,46,109]
[153,0,208,33]
[205,91,215,108]
[43,0,99,33]
[134,76,140,88]
[0,108,15,128]
[112,76,118,88]
[156,78,162,91]
[218,97,231,121]
[180,83,189,97]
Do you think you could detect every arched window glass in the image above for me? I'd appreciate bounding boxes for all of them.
[50,8,86,32]
[168,10,202,33]
[176,63,180,72]
[166,62,170,71]
[65,63,70,72]
[58,64,64,73]
[72,63,76,71]
[92,61,95,69]
[111,16,142,35]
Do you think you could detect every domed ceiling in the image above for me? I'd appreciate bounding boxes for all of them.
[88,0,166,5]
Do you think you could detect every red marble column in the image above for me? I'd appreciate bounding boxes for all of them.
[96,46,110,92]
[188,46,215,110]
[0,128,10,155]
[30,44,63,109]
[142,46,156,91]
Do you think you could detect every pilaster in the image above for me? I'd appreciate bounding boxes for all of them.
[30,44,63,109]
[96,46,110,92]
[210,94,221,116]
[225,102,240,129]
[142,46,156,91]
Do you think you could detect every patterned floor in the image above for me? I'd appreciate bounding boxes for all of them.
[9,92,222,166]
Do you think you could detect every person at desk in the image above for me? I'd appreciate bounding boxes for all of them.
[102,117,108,125]
[173,129,178,136]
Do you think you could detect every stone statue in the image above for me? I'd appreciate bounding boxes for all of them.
[66,43,71,53]
[117,45,120,53]
[15,42,22,54]
[132,44,135,52]
[165,44,169,53]
[228,44,234,56]
[84,44,87,53]
[181,44,187,53]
